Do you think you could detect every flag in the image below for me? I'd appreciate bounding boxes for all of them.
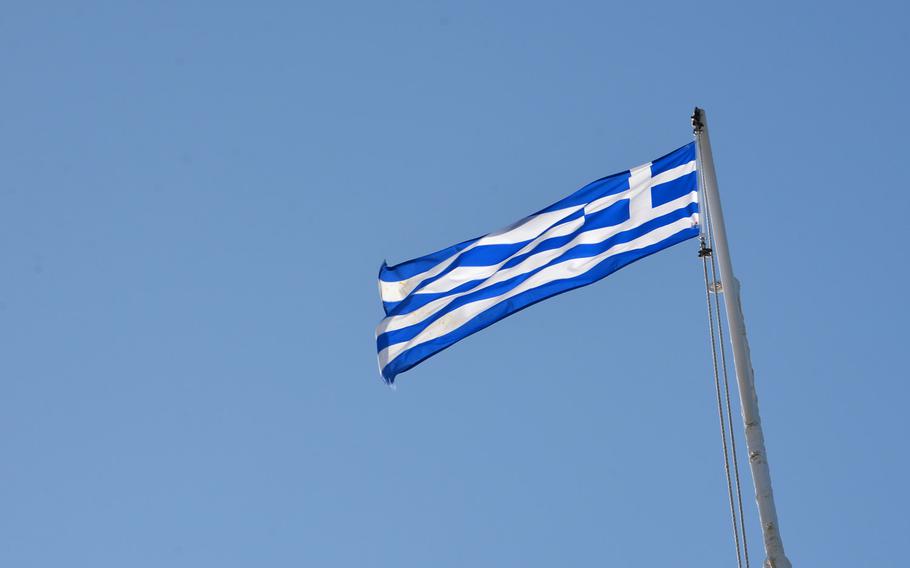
[376,142,698,384]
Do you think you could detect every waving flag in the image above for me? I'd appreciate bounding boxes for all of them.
[376,142,699,384]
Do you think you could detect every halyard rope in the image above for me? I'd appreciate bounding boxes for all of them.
[696,131,750,567]
[700,235,744,568]
[707,221,752,568]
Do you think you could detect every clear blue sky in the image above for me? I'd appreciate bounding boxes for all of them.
[2,1,908,566]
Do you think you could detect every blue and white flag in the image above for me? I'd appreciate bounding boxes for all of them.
[376,142,699,384]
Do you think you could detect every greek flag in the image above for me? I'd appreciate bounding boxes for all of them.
[376,142,699,384]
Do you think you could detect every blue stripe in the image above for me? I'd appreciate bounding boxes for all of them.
[651,141,695,178]
[536,170,630,214]
[381,225,698,383]
[380,237,479,282]
[445,242,530,266]
[651,171,697,208]
[377,202,698,352]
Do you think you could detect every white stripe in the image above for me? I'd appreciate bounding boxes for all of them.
[628,162,653,222]
[651,160,695,187]
[378,205,583,303]
[378,213,698,370]
[582,188,635,216]
[417,213,584,295]
[378,190,697,335]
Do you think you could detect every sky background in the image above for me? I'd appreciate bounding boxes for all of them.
[2,1,908,566]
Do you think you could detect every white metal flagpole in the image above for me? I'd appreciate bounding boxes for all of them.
[692,107,792,568]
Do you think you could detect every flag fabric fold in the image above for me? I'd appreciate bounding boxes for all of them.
[376,142,699,384]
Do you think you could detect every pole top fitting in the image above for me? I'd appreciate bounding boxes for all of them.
[692,107,705,133]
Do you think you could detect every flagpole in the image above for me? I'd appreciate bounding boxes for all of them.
[692,107,792,568]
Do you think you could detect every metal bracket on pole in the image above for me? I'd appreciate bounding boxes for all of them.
[693,107,792,568]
